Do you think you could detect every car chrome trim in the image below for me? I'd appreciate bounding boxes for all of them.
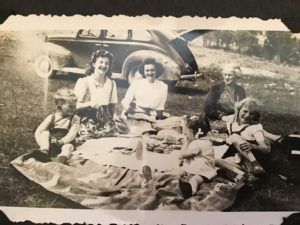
[179,73,203,80]
[61,67,85,74]
[101,41,166,53]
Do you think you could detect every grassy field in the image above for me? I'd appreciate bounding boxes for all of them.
[0,31,300,210]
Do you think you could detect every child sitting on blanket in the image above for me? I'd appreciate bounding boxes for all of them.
[222,97,269,176]
[141,113,217,198]
[31,88,80,164]
[177,113,217,198]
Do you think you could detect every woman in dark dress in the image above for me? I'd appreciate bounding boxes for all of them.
[204,63,246,133]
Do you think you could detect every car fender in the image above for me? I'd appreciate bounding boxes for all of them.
[122,50,181,81]
[33,42,73,70]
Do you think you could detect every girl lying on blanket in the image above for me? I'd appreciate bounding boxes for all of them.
[142,113,218,199]
[18,88,80,165]
[177,113,217,199]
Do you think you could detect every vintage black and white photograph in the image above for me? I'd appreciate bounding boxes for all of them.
[0,17,300,221]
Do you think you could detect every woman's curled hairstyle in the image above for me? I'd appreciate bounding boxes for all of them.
[138,58,164,78]
[85,49,113,77]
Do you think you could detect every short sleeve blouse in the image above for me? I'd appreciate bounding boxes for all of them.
[121,79,168,111]
[74,76,118,106]
[228,122,264,142]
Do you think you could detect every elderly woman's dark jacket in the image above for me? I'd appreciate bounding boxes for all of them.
[204,82,246,120]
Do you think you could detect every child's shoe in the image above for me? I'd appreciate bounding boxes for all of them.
[179,179,193,199]
[142,165,152,183]
[22,150,50,163]
[251,161,265,176]
[38,150,51,163]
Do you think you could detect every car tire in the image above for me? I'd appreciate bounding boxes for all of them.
[34,54,57,79]
[127,62,143,85]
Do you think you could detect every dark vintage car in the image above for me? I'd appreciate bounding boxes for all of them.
[33,29,204,83]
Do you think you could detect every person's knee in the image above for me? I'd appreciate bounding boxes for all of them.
[190,175,204,184]
[173,168,185,177]
[230,134,244,143]
[61,144,74,157]
[62,144,74,151]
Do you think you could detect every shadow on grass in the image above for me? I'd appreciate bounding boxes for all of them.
[170,86,208,96]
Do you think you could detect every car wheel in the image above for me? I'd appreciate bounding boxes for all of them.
[34,54,56,78]
[127,63,143,85]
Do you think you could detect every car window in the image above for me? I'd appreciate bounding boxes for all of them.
[131,30,152,41]
[104,30,128,40]
[78,30,101,38]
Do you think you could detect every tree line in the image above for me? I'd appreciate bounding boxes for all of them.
[202,31,300,65]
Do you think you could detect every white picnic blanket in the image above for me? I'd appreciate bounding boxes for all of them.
[74,137,228,172]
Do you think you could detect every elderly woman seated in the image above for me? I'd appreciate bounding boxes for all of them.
[204,63,246,133]
[204,63,282,143]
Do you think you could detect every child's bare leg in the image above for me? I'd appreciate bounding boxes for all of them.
[35,131,51,152]
[171,167,185,177]
[230,134,256,162]
[189,175,204,195]
[179,174,204,198]
[57,144,74,164]
[263,130,280,142]
[230,134,265,175]
[60,144,74,158]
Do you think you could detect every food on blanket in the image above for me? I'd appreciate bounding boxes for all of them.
[78,119,117,143]
[145,134,184,153]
